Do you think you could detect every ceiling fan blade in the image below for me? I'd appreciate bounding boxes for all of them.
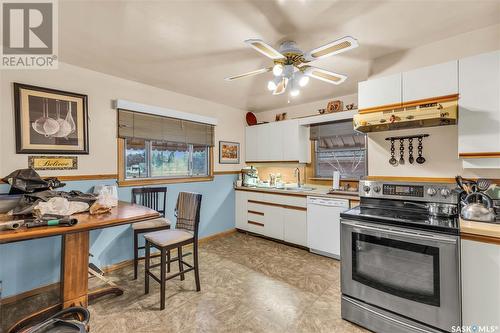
[304,36,359,62]
[304,66,347,85]
[273,77,288,95]
[224,67,271,81]
[244,39,286,60]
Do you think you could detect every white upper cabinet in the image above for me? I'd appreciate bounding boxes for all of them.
[358,73,402,110]
[245,125,259,162]
[257,122,282,161]
[245,119,309,163]
[402,60,458,102]
[458,50,500,162]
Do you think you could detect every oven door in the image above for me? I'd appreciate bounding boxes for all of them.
[341,219,461,332]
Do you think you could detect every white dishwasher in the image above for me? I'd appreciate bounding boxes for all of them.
[307,196,349,259]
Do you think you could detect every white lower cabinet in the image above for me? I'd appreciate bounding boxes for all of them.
[461,239,500,327]
[235,190,248,230]
[283,208,307,247]
[235,190,307,246]
[263,205,284,240]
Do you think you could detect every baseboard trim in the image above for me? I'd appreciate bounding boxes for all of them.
[2,282,60,305]
[235,228,309,251]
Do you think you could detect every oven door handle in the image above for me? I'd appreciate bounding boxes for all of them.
[342,220,457,244]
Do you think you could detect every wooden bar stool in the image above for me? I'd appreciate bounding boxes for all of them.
[144,192,202,310]
[131,187,171,280]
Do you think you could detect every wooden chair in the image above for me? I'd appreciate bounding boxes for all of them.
[144,192,202,310]
[131,187,171,280]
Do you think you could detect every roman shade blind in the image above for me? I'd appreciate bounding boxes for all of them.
[118,109,215,146]
[310,121,356,140]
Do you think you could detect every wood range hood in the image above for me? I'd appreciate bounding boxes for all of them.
[353,94,458,133]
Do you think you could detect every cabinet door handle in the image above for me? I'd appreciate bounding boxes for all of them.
[248,210,264,216]
[248,220,264,227]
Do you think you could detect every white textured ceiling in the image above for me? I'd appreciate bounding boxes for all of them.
[59,0,500,112]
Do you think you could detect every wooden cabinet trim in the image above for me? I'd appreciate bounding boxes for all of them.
[248,199,306,211]
[461,233,500,245]
[245,160,300,163]
[358,94,459,114]
[282,205,307,211]
[459,152,500,158]
[236,188,308,197]
[248,210,264,216]
[248,220,264,227]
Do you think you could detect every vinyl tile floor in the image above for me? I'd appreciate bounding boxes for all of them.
[86,232,369,333]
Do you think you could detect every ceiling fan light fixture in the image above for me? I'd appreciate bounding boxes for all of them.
[299,75,310,87]
[273,64,283,76]
[267,80,277,91]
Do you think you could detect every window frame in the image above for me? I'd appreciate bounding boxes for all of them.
[311,138,368,181]
[117,138,214,187]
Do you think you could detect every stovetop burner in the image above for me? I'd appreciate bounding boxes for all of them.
[341,180,461,235]
[341,205,459,235]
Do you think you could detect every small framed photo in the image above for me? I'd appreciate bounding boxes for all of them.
[14,83,89,154]
[219,141,240,164]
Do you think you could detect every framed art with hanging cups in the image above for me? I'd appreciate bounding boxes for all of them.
[13,83,89,154]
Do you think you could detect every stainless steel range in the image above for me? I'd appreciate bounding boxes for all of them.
[340,180,461,333]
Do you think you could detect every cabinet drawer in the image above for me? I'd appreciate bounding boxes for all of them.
[246,219,265,233]
[246,192,307,208]
[247,210,265,224]
[247,192,262,201]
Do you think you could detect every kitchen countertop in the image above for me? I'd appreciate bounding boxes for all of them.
[460,218,500,244]
[234,185,360,201]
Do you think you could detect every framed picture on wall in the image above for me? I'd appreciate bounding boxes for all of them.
[219,141,240,164]
[14,83,89,154]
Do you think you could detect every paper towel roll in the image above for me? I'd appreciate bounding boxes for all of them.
[333,171,341,190]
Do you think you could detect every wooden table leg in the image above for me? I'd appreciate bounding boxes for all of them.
[61,231,90,308]
[7,231,90,333]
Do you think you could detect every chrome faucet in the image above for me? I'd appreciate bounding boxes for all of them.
[294,168,301,188]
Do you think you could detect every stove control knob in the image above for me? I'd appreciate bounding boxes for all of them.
[427,187,437,196]
[373,185,381,193]
[363,185,371,193]
[440,188,451,198]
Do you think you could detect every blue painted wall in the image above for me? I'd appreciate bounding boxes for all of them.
[0,174,236,298]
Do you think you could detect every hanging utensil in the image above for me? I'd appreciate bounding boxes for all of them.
[477,178,492,192]
[408,138,414,164]
[416,136,426,164]
[398,138,405,165]
[389,138,398,166]
[455,176,465,192]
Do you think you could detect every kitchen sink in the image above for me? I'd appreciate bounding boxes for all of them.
[282,187,316,191]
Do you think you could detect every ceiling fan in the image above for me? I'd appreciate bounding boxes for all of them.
[225,36,359,97]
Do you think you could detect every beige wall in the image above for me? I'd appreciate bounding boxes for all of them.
[0,62,246,177]
[255,93,358,123]
[368,126,500,179]
[367,24,500,179]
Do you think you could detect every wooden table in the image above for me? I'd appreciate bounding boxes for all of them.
[0,201,159,333]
